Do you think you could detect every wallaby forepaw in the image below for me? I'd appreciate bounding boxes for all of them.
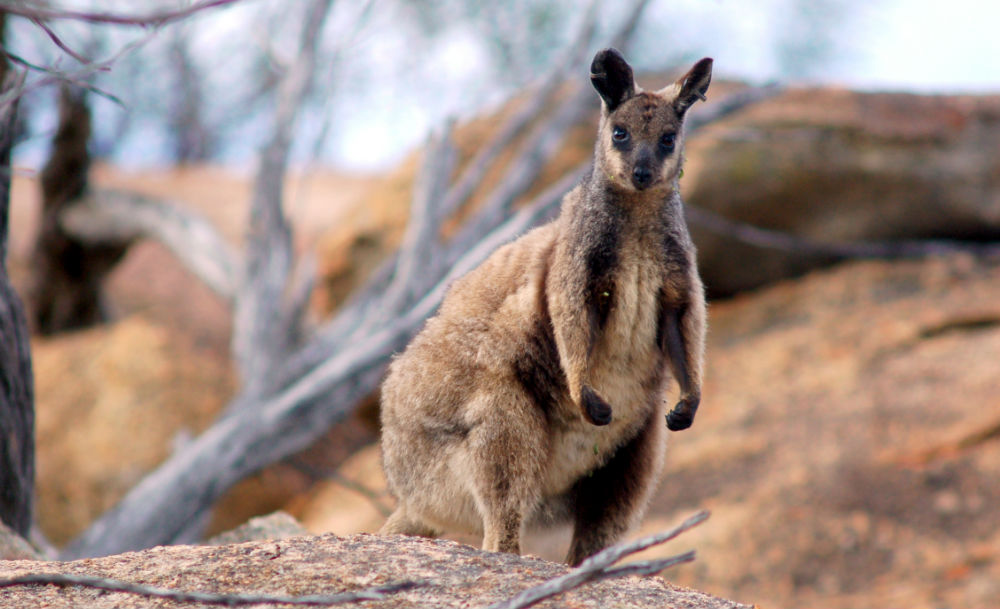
[581,385,613,426]
[666,395,699,431]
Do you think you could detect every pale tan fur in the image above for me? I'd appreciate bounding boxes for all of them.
[380,49,711,565]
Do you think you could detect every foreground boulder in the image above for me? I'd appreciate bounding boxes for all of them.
[0,532,748,609]
[0,522,41,561]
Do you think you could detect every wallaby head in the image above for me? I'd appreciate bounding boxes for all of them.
[590,48,713,192]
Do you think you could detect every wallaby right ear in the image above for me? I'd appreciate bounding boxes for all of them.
[673,57,713,118]
[590,48,635,112]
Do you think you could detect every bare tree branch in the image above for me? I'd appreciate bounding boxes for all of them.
[59,162,581,559]
[438,0,599,221]
[375,122,457,323]
[236,0,678,401]
[0,0,246,27]
[684,202,1000,259]
[0,574,421,606]
[28,16,88,63]
[306,0,607,342]
[482,510,709,609]
[2,50,123,105]
[232,0,334,402]
[0,0,257,111]
[446,83,592,261]
[59,188,239,300]
[0,28,156,110]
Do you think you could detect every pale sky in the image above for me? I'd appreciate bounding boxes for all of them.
[329,0,1000,169]
[12,0,1000,170]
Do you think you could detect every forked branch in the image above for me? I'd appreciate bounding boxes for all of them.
[483,510,708,609]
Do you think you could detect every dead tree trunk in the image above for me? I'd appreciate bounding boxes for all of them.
[28,86,128,334]
[0,13,36,537]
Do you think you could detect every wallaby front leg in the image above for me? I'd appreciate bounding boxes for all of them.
[660,286,705,431]
[549,226,620,426]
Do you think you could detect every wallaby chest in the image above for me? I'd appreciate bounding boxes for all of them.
[540,221,675,495]
[576,205,683,374]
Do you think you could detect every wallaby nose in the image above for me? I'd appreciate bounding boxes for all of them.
[632,166,653,189]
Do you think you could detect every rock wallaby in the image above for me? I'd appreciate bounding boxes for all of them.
[380,48,711,565]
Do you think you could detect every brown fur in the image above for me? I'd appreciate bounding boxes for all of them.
[380,49,711,565]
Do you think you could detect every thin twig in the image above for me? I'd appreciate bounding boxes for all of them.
[0,574,421,607]
[0,28,157,110]
[29,17,89,63]
[3,52,122,105]
[482,510,709,609]
[0,0,245,27]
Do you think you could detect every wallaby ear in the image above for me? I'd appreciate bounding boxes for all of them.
[673,57,713,118]
[590,48,636,112]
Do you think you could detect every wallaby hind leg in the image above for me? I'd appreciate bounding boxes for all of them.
[566,409,664,565]
[466,389,546,555]
[380,506,440,538]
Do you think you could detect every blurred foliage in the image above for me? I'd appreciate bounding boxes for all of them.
[5,0,862,169]
[403,0,575,73]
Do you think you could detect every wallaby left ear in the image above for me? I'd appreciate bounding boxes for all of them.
[590,48,636,112]
[673,57,713,117]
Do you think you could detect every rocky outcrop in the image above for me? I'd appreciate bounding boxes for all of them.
[205,511,309,545]
[683,89,1000,295]
[655,252,1000,608]
[0,531,748,609]
[31,316,234,546]
[0,522,41,561]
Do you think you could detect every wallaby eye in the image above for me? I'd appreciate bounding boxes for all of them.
[659,132,677,154]
[612,126,629,143]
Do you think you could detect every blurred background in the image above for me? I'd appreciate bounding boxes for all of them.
[3,1,1000,608]
[10,0,1000,170]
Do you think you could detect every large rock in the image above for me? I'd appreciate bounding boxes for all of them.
[31,316,234,546]
[0,522,41,561]
[683,89,1000,295]
[647,252,1000,607]
[0,532,747,608]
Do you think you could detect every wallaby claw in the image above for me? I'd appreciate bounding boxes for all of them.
[581,385,613,426]
[666,395,699,431]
